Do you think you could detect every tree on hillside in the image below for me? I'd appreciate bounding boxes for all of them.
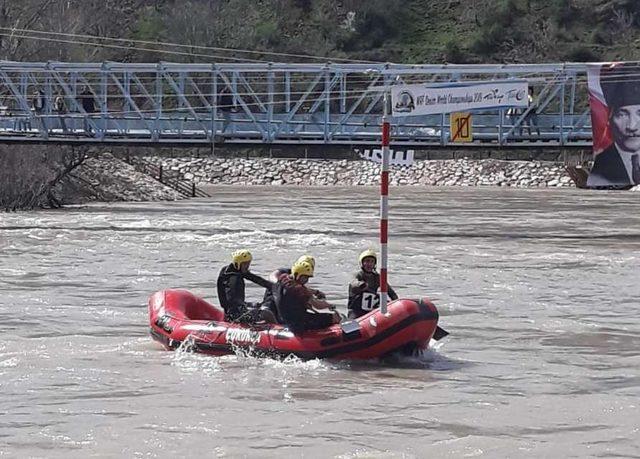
[1,0,640,66]
[0,0,151,62]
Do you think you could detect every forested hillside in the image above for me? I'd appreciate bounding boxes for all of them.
[1,0,640,64]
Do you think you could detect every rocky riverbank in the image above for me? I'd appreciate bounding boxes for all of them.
[0,148,593,212]
[57,153,182,203]
[1,147,181,211]
[140,156,577,188]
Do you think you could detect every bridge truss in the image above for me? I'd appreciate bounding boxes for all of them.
[0,61,593,147]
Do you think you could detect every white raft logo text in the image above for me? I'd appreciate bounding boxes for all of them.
[225,328,260,345]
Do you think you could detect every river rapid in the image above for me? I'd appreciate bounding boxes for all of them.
[1,186,639,458]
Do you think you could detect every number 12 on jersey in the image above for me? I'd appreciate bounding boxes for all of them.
[361,292,380,311]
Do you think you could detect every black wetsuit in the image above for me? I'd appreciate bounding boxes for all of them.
[272,274,334,334]
[347,270,398,319]
[216,263,272,323]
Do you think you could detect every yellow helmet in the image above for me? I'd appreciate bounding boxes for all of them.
[295,254,315,269]
[291,260,314,279]
[231,249,252,269]
[358,249,377,266]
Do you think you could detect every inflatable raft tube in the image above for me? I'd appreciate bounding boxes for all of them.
[148,289,440,360]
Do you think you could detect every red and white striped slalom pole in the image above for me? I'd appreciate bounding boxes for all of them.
[380,92,390,315]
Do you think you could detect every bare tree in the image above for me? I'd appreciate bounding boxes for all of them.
[0,145,88,210]
[612,7,635,36]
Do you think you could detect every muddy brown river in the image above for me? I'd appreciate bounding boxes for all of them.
[1,186,639,457]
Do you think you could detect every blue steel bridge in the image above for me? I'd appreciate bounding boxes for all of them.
[0,61,594,148]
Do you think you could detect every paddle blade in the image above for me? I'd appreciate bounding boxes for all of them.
[433,326,449,341]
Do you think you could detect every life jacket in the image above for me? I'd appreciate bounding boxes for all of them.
[272,274,311,327]
[348,270,397,316]
[262,268,290,316]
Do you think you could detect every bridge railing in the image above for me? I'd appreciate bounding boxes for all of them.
[123,155,209,198]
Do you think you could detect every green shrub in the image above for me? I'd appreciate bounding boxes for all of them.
[131,7,164,41]
[551,0,580,27]
[254,20,281,46]
[470,24,505,55]
[340,0,406,51]
[470,0,527,56]
[563,45,600,62]
[494,0,525,28]
[590,25,610,46]
[444,40,468,64]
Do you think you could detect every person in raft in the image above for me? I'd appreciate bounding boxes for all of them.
[216,249,272,324]
[347,249,398,319]
[260,255,326,322]
[272,260,341,333]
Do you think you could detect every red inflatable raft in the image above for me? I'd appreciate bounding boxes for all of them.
[148,289,440,360]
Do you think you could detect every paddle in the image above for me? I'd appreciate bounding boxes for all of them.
[433,326,449,341]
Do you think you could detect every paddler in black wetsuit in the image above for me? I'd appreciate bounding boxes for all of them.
[216,249,272,324]
[347,249,398,319]
[260,255,326,323]
[272,260,340,333]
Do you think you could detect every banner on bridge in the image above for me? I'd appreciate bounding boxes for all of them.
[391,81,528,117]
